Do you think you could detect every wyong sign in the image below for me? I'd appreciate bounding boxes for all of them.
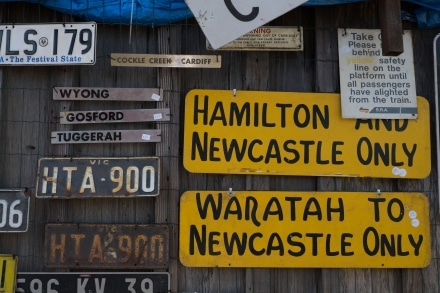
[183,90,430,178]
[180,191,430,268]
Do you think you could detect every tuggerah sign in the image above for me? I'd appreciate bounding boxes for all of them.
[16,272,170,293]
[36,157,159,198]
[183,90,431,178]
[45,224,169,269]
[180,191,431,268]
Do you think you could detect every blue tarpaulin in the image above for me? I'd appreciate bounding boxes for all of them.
[1,0,440,28]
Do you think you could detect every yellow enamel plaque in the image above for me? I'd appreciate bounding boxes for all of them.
[179,191,430,268]
[183,90,430,178]
[0,255,18,293]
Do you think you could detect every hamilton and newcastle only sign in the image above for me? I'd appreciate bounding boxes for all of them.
[183,90,430,178]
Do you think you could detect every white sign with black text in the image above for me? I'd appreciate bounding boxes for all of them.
[185,0,307,49]
[338,29,417,119]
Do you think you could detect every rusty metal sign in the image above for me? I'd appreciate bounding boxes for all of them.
[53,87,163,101]
[51,130,161,144]
[207,26,303,51]
[16,272,170,293]
[36,157,159,198]
[44,224,169,269]
[59,108,170,124]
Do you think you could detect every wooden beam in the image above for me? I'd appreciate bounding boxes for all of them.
[378,0,404,56]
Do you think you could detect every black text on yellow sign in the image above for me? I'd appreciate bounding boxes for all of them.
[183,90,430,178]
[179,191,430,268]
[0,255,18,293]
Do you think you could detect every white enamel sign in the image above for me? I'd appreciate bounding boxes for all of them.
[185,0,307,49]
[338,29,417,119]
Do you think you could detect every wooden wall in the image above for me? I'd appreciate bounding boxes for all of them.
[0,1,439,292]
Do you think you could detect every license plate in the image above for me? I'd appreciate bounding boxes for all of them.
[16,272,170,293]
[44,224,169,269]
[0,190,29,232]
[36,157,159,198]
[0,22,96,65]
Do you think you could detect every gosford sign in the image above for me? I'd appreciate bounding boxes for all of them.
[183,90,431,178]
[179,191,431,268]
[60,109,170,124]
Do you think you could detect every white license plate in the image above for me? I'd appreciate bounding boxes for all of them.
[0,22,96,65]
[36,157,159,198]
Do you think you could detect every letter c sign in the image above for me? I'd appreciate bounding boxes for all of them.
[224,0,259,22]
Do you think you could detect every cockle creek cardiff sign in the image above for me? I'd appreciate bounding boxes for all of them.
[110,53,221,68]
[183,90,430,178]
[179,191,431,268]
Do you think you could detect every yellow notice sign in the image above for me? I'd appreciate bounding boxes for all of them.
[179,191,430,268]
[0,255,18,293]
[183,90,430,178]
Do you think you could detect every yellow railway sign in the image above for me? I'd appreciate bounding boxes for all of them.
[179,191,431,268]
[183,90,431,178]
[0,255,18,293]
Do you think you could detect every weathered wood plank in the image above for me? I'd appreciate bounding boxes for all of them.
[155,25,182,292]
[378,0,404,56]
